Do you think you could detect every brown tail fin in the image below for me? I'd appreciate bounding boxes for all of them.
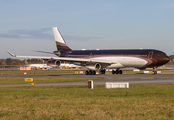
[52,27,71,51]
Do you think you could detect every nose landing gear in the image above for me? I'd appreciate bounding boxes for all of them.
[153,67,157,74]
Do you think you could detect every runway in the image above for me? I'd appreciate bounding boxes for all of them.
[1,74,174,86]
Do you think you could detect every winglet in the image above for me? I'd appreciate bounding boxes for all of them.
[7,51,16,57]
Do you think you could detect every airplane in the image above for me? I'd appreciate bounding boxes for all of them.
[23,60,49,70]
[25,63,52,70]
[59,62,83,69]
[24,60,80,70]
[7,27,170,75]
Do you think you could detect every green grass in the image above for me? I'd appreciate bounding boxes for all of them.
[0,84,174,119]
[0,77,102,85]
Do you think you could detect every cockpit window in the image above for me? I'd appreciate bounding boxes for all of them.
[158,54,167,57]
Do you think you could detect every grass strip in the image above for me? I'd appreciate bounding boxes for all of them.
[0,84,174,119]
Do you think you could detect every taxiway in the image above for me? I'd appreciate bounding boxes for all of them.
[0,74,174,86]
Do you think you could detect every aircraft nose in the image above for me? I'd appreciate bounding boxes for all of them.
[166,57,170,63]
[156,56,170,66]
[163,56,170,64]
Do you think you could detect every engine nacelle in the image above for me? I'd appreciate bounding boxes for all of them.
[46,60,61,67]
[85,63,101,70]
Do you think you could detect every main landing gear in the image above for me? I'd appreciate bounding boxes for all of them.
[85,69,106,75]
[112,69,122,74]
[99,70,105,74]
[85,70,96,75]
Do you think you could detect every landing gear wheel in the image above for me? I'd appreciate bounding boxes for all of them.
[89,70,93,75]
[92,71,96,75]
[103,70,105,74]
[119,70,122,74]
[153,71,157,74]
[85,71,89,75]
[112,70,115,74]
[85,70,97,75]
[152,67,157,75]
[113,69,123,75]
[100,70,106,74]
[116,70,119,74]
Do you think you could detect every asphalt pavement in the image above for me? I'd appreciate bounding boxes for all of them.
[0,74,174,86]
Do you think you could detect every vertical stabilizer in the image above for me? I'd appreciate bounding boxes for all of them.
[52,27,71,51]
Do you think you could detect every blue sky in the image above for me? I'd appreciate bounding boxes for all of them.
[0,0,174,59]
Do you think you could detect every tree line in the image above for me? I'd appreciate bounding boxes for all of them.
[0,58,43,65]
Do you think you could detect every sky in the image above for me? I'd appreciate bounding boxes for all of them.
[0,0,174,59]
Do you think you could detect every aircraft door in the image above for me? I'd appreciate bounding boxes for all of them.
[148,51,154,59]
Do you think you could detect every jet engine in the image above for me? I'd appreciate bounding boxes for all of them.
[46,60,61,67]
[85,63,101,70]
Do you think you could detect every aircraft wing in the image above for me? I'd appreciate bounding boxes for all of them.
[7,51,53,60]
[7,51,113,64]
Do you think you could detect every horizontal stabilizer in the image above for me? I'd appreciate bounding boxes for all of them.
[32,50,61,56]
[32,50,56,54]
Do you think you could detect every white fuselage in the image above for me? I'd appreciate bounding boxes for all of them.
[90,56,147,69]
